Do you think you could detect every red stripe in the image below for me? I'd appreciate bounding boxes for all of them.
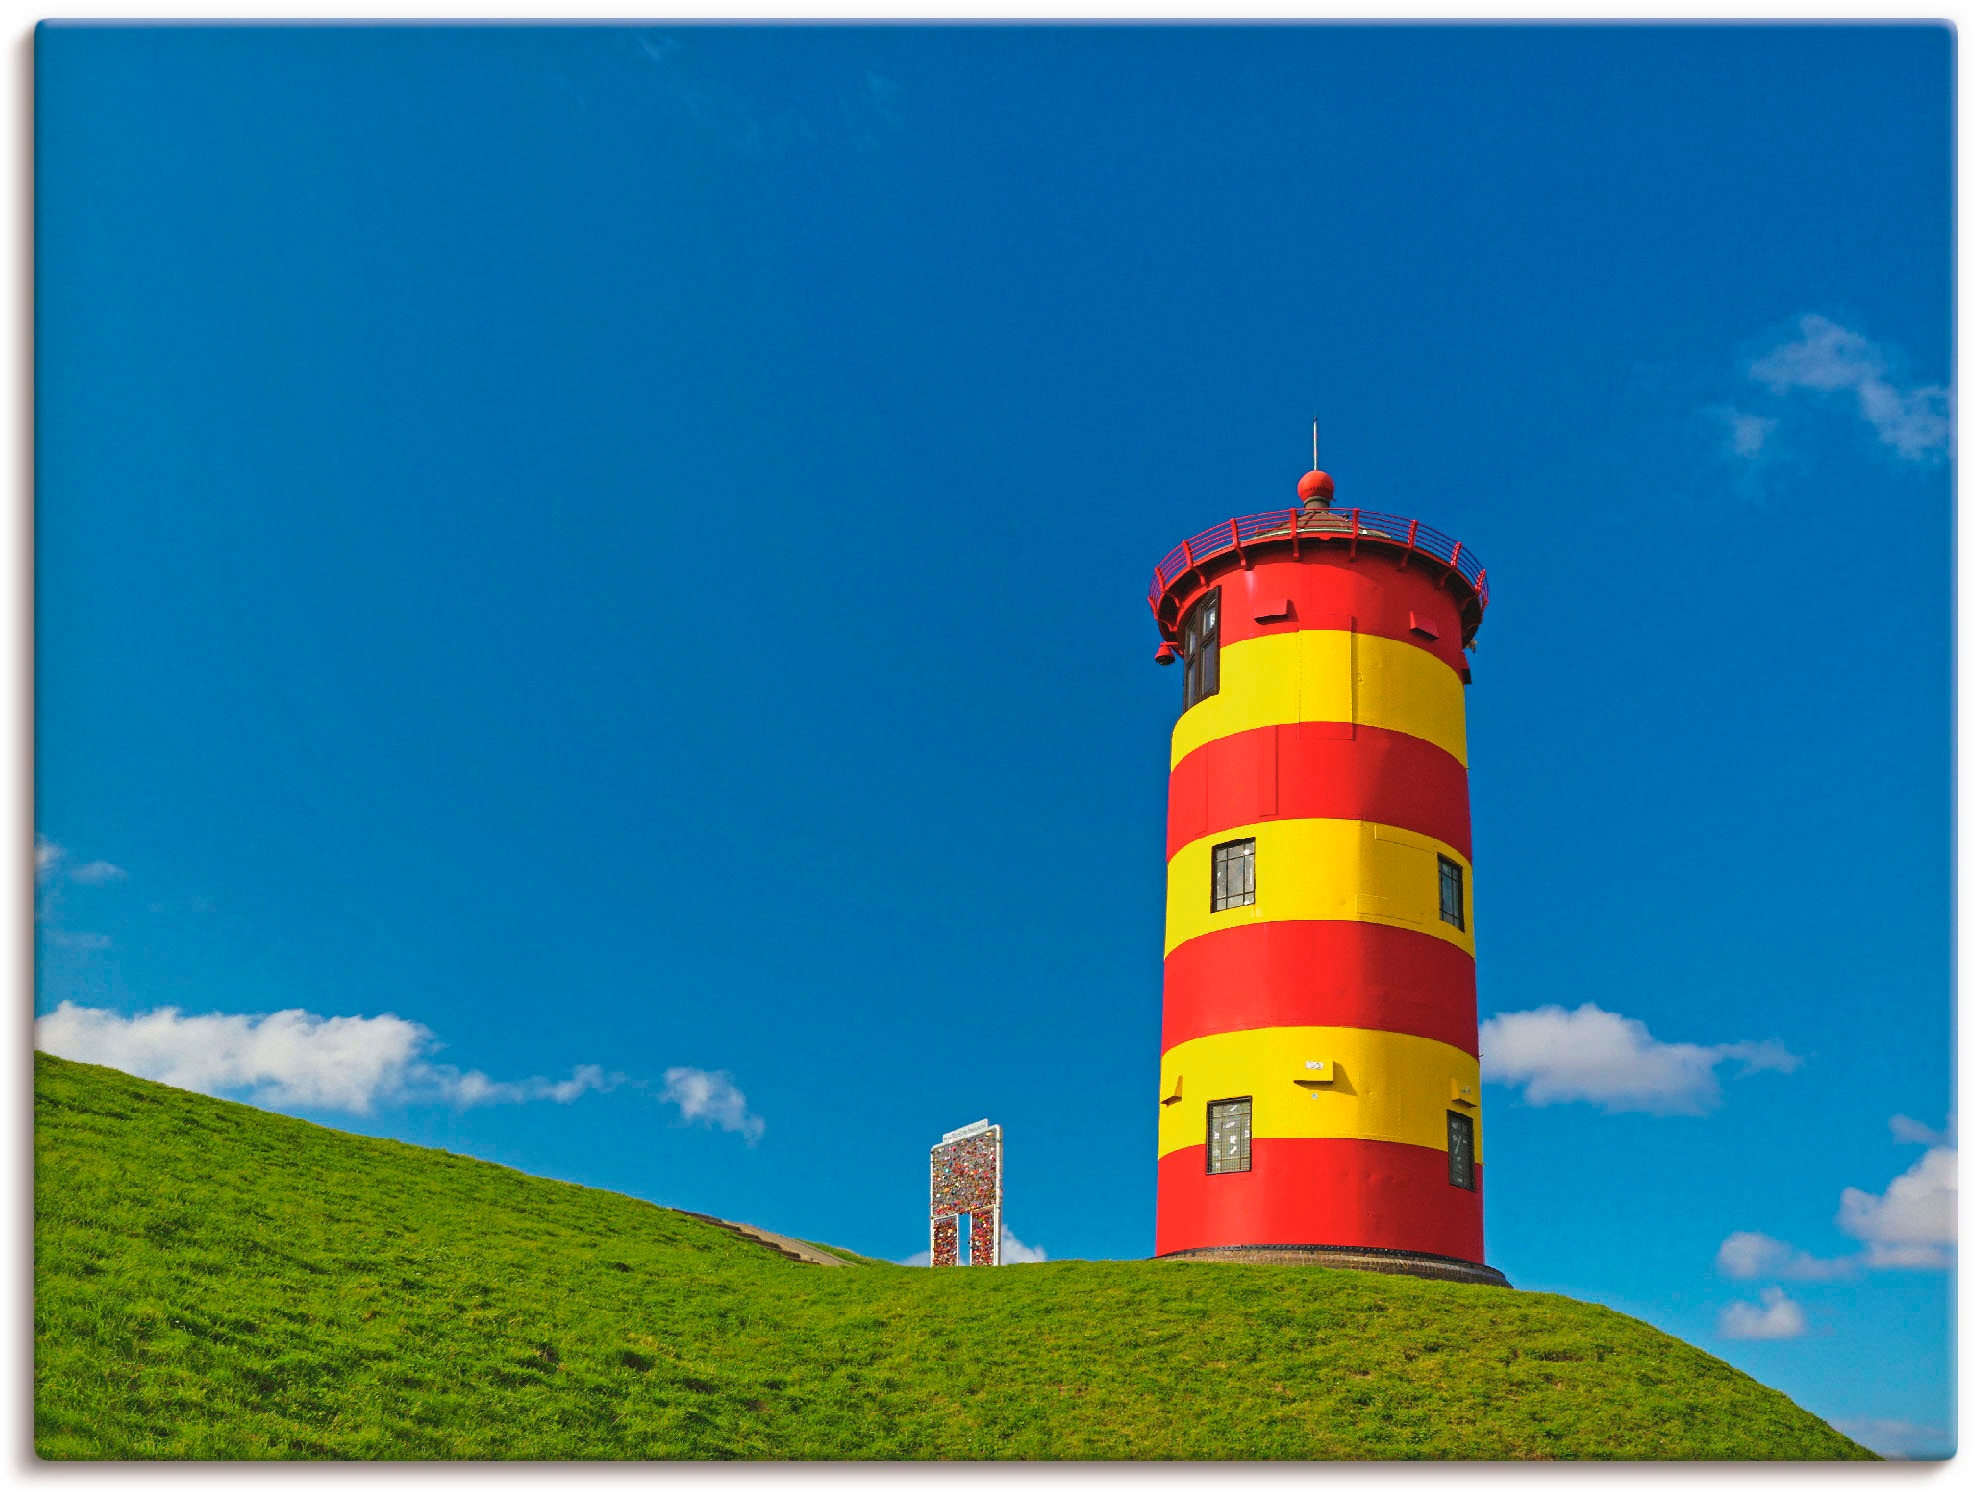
[1167,723,1471,861]
[1155,1138,1484,1262]
[1162,920,1478,1054]
[1168,551,1469,674]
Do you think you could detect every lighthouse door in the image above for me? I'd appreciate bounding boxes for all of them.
[1447,1111,1476,1190]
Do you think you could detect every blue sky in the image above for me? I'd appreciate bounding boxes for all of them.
[34,22,1953,1459]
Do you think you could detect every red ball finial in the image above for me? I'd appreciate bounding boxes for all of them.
[1298,469,1335,505]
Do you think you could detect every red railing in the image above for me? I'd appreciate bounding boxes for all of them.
[1148,507,1488,617]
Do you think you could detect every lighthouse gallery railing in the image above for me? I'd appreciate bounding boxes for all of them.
[1147,508,1488,618]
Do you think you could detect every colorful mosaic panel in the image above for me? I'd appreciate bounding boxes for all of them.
[931,1213,960,1269]
[930,1123,1002,1268]
[931,1129,999,1217]
[969,1209,997,1267]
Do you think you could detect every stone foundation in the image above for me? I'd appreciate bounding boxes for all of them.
[1157,1242,1511,1288]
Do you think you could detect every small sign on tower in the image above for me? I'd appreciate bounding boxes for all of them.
[929,1120,1001,1267]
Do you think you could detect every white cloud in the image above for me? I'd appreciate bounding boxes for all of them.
[1717,1286,1808,1341]
[1715,1117,1958,1281]
[661,1066,765,1143]
[44,931,113,952]
[1749,314,1950,460]
[34,1001,627,1119]
[35,836,63,879]
[1890,1113,1953,1147]
[898,1248,932,1267]
[1838,1146,1956,1269]
[36,1002,433,1114]
[1001,1225,1047,1264]
[1715,1230,1855,1282]
[69,860,128,886]
[1480,1003,1799,1115]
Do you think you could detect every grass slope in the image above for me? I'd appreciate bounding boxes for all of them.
[34,1053,1872,1461]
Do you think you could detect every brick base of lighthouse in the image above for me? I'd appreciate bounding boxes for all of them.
[1155,1243,1510,1288]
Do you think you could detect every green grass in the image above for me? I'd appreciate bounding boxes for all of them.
[34,1052,1873,1461]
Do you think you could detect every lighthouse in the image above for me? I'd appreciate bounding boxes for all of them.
[1147,453,1507,1287]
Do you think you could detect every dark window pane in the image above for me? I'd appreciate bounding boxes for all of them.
[1211,837,1255,912]
[1439,856,1465,930]
[1179,588,1222,714]
[1211,838,1254,912]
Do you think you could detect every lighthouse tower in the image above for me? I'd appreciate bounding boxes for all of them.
[1147,456,1507,1286]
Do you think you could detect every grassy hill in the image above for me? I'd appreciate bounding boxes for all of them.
[33,1052,1873,1461]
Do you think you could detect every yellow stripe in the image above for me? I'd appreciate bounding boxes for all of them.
[1157,1026,1482,1162]
[1165,818,1474,957]
[1170,629,1467,769]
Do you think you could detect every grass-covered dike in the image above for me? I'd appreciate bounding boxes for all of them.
[34,1052,1874,1460]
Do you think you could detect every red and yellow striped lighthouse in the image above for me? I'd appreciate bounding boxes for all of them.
[1147,459,1507,1286]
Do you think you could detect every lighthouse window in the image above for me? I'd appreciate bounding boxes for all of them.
[1211,837,1256,912]
[1447,1111,1476,1190]
[1207,1098,1252,1174]
[1180,588,1221,712]
[1438,855,1465,931]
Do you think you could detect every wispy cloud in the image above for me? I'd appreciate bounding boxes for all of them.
[1715,1230,1856,1282]
[860,70,903,126]
[1480,1003,1799,1115]
[632,31,680,66]
[1708,406,1779,459]
[1717,1286,1808,1341]
[661,1066,765,1144]
[1890,1113,1954,1147]
[36,838,127,951]
[1830,1416,1952,1461]
[34,836,126,887]
[840,69,905,149]
[1838,1145,1956,1269]
[29,1003,763,1136]
[1743,314,1950,460]
[447,1064,618,1109]
[625,29,897,157]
